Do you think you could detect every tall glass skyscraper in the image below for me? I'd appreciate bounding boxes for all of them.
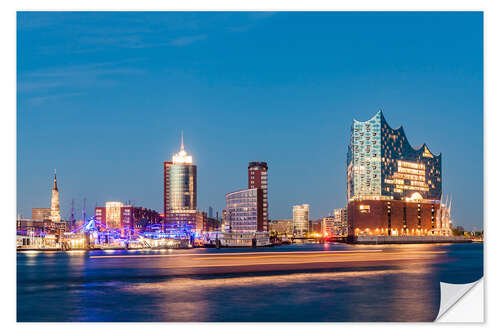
[164,135,197,226]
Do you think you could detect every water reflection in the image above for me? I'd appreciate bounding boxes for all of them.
[385,262,437,321]
[17,243,483,322]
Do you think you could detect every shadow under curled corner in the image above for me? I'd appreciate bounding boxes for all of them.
[435,278,484,322]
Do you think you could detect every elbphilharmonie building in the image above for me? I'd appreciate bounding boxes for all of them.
[346,110,451,238]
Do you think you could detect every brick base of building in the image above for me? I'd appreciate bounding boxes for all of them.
[348,199,442,237]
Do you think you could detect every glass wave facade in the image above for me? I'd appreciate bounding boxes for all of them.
[347,110,442,202]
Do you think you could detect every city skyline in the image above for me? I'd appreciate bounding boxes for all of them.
[17,12,483,229]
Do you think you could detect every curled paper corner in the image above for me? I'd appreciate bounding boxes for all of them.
[435,278,484,322]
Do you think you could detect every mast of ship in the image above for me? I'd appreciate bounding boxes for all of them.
[82,198,87,224]
[70,199,76,229]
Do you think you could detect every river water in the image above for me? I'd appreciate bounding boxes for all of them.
[17,242,483,322]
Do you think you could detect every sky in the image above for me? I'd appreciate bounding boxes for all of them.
[17,12,483,230]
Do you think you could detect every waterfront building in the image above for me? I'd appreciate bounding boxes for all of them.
[248,162,269,231]
[32,208,51,221]
[30,171,61,224]
[347,110,441,201]
[202,231,271,247]
[50,170,61,222]
[346,110,448,237]
[322,214,347,237]
[17,219,69,234]
[103,202,124,229]
[17,218,69,248]
[162,210,204,233]
[163,210,206,233]
[163,134,198,230]
[293,204,309,237]
[269,219,294,236]
[132,207,162,233]
[221,209,229,232]
[309,219,322,235]
[205,217,220,232]
[95,202,160,235]
[225,188,264,233]
[321,216,336,236]
[17,170,67,246]
[196,211,207,233]
[334,207,348,236]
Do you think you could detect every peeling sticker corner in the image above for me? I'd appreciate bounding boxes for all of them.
[435,278,484,322]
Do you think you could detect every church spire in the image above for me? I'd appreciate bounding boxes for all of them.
[180,131,184,151]
[53,169,58,191]
[50,169,61,222]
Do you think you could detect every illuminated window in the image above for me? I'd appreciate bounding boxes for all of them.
[359,205,370,213]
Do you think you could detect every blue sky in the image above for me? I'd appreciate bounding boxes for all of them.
[17,12,483,230]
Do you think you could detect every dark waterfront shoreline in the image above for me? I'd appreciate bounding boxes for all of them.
[17,242,483,322]
[16,234,475,252]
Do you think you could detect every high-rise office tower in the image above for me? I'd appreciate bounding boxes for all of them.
[248,162,268,231]
[293,204,309,237]
[164,134,197,213]
[163,134,198,230]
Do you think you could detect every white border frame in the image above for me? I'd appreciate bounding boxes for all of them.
[3,1,496,332]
